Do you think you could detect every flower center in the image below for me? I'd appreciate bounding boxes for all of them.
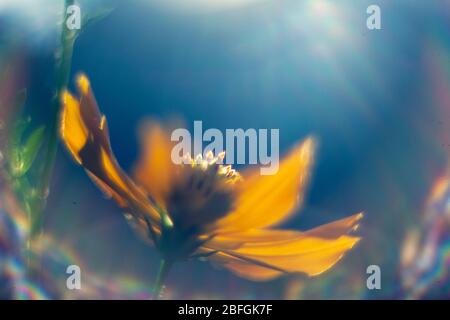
[165,151,240,234]
[146,151,242,262]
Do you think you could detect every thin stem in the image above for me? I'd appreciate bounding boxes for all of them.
[31,0,76,238]
[153,259,172,300]
[25,0,77,281]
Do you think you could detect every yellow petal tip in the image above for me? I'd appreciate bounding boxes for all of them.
[61,90,72,104]
[76,73,90,95]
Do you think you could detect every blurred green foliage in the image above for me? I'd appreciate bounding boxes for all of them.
[3,90,46,223]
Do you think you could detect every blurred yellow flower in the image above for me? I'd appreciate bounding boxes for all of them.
[59,74,362,281]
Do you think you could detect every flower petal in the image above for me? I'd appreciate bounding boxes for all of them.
[215,138,315,232]
[213,235,360,280]
[59,91,88,164]
[209,251,284,281]
[205,213,362,280]
[209,212,363,247]
[133,122,175,207]
[303,212,363,239]
[60,74,160,223]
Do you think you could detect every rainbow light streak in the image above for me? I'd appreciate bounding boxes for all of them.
[402,173,450,299]
[1,194,153,299]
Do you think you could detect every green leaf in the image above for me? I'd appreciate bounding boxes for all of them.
[10,126,46,177]
[19,126,46,176]
[7,116,30,178]
[10,117,30,147]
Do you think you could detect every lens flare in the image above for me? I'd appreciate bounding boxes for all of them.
[401,173,450,298]
[1,189,153,299]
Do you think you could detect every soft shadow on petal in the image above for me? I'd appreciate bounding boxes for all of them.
[215,138,315,233]
[60,74,160,224]
[210,251,284,281]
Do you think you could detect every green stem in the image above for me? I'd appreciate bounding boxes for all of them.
[153,259,172,300]
[31,0,77,238]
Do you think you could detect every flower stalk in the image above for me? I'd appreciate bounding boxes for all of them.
[31,0,77,238]
[153,259,172,300]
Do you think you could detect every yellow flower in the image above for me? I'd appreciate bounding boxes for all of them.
[60,74,363,281]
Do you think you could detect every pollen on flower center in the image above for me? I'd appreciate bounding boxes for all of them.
[165,151,240,233]
[184,150,241,184]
